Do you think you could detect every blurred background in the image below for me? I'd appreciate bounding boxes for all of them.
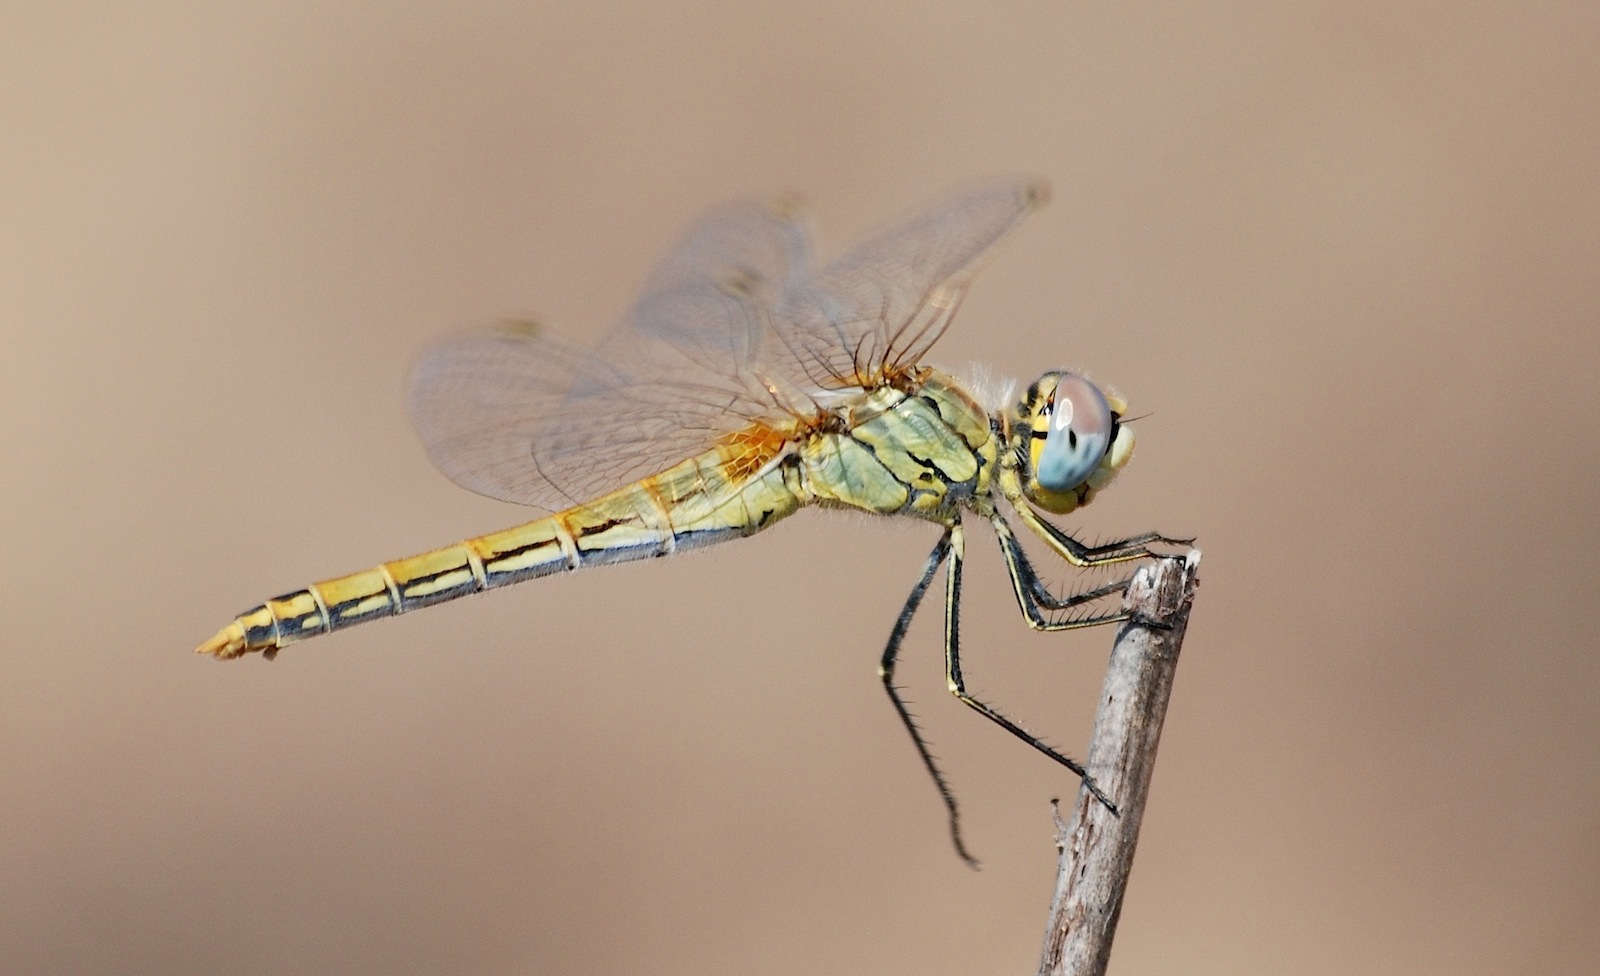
[3,3,1597,974]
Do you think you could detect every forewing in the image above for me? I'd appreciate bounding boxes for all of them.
[771,177,1048,388]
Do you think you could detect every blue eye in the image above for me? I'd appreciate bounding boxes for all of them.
[1035,374,1113,492]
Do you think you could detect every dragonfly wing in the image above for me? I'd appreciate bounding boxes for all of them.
[771,177,1048,388]
[407,202,816,510]
[407,320,592,509]
[610,196,812,371]
[409,180,1048,510]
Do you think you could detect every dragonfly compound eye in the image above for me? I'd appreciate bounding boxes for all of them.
[1033,373,1113,494]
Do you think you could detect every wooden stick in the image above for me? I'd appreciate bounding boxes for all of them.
[1036,550,1201,976]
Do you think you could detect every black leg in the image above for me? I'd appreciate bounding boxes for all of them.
[992,514,1134,629]
[943,523,1119,814]
[878,528,979,867]
[1012,501,1190,568]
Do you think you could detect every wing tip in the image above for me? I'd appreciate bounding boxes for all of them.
[765,192,808,222]
[1022,178,1052,211]
[490,316,547,340]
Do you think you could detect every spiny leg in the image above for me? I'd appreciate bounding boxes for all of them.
[1011,501,1189,569]
[878,528,981,868]
[991,514,1133,629]
[943,523,1120,815]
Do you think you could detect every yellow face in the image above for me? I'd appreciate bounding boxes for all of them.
[1017,372,1136,515]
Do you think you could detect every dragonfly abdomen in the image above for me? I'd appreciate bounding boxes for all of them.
[196,524,571,660]
[198,441,806,660]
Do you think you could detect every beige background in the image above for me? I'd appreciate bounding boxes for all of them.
[4,3,1598,974]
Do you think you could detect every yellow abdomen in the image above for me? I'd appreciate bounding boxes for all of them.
[198,435,803,660]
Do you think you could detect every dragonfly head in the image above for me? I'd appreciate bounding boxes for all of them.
[1014,372,1135,515]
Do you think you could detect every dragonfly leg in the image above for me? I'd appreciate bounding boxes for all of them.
[991,514,1133,630]
[1012,501,1187,568]
[878,528,981,868]
[943,522,1119,815]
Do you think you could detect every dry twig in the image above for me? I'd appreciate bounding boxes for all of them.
[1036,550,1201,976]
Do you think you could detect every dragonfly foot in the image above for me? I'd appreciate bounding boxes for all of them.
[1084,775,1120,817]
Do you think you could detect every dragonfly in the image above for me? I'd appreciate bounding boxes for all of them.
[197,177,1185,865]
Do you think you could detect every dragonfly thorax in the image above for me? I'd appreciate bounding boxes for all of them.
[794,372,998,523]
[1009,372,1135,515]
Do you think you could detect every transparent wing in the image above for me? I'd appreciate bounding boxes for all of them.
[769,177,1048,388]
[408,178,1048,510]
[407,320,601,509]
[407,200,815,510]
